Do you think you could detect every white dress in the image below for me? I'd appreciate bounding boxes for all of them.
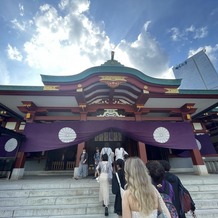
[132,210,157,218]
[96,161,113,207]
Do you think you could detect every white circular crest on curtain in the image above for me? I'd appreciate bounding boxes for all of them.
[58,127,77,143]
[196,139,202,150]
[5,138,18,152]
[153,127,170,143]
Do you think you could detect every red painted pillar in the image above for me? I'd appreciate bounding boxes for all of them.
[76,142,85,167]
[76,111,87,167]
[10,151,26,180]
[190,149,208,175]
[14,152,26,168]
[137,141,148,164]
[190,149,204,165]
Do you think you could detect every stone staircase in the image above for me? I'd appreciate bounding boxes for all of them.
[179,174,218,218]
[0,174,218,218]
[0,176,117,218]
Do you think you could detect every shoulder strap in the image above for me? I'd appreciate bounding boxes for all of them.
[115,173,121,187]
[164,180,170,194]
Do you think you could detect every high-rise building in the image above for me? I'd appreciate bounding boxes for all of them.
[173,49,218,90]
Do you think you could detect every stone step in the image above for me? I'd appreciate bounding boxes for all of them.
[0,204,115,218]
[6,215,118,218]
[0,183,216,193]
[1,193,218,210]
[4,213,215,218]
[195,199,218,209]
[181,177,218,185]
[1,185,218,201]
[1,205,218,218]
[2,176,218,190]
[0,195,115,207]
[190,191,218,200]
[1,174,218,218]
[185,209,218,218]
[0,179,99,191]
[0,187,100,198]
[2,185,218,198]
[186,184,218,192]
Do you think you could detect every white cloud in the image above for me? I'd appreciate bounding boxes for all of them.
[193,27,208,39]
[169,27,185,41]
[7,44,23,61]
[210,8,218,16]
[188,45,218,67]
[11,18,33,32]
[19,3,24,16]
[58,0,89,14]
[23,0,112,76]
[8,0,173,85]
[185,25,208,39]
[115,22,171,78]
[169,25,208,41]
[11,19,26,31]
[186,25,195,33]
[0,58,10,85]
[205,45,218,63]
[161,67,175,79]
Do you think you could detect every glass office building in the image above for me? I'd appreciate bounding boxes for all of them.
[173,50,218,90]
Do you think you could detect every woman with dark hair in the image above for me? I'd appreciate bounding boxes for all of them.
[96,153,113,216]
[159,160,195,218]
[100,142,113,165]
[146,161,178,218]
[112,159,125,218]
[93,147,100,179]
[146,161,174,200]
[74,147,88,180]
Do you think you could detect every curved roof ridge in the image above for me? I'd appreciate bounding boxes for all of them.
[41,60,181,86]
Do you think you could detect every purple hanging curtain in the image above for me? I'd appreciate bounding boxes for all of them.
[20,120,197,152]
[0,136,19,157]
[196,134,217,155]
[173,134,217,157]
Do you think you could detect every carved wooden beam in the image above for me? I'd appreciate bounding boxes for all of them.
[180,103,197,114]
[75,84,87,110]
[21,101,38,111]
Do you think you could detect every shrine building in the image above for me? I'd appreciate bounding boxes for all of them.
[0,53,218,179]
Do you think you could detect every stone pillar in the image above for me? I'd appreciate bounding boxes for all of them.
[137,141,147,164]
[11,152,26,180]
[190,149,208,175]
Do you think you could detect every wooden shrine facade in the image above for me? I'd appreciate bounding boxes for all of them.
[0,56,218,178]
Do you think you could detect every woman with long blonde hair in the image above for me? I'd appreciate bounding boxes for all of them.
[122,157,171,218]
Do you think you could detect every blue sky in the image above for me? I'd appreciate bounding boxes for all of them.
[0,0,218,85]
